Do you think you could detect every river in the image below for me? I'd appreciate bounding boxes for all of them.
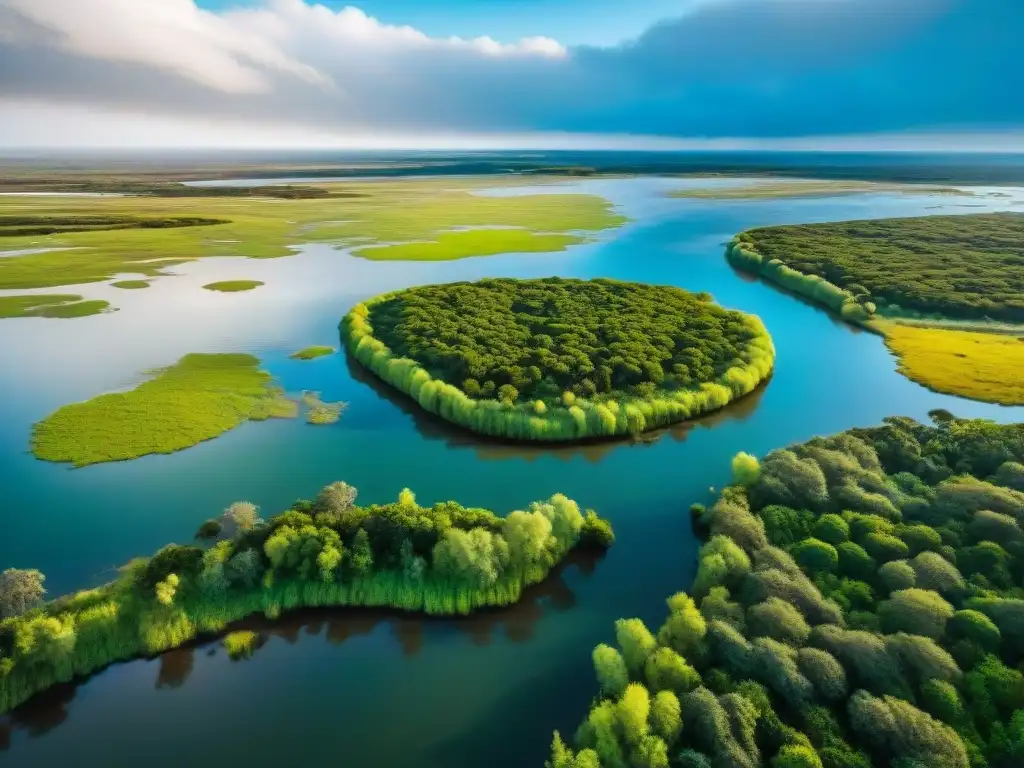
[1,176,1022,766]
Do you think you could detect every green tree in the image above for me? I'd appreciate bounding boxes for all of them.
[773,744,823,768]
[0,568,46,619]
[657,592,706,657]
[732,452,761,486]
[645,646,701,695]
[593,643,628,697]
[350,528,374,575]
[617,682,651,745]
[792,538,839,574]
[878,588,954,639]
[813,514,850,545]
[616,618,657,675]
[650,689,682,742]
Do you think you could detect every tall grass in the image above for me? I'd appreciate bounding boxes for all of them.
[340,289,775,442]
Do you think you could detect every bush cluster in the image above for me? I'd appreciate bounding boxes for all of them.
[0,483,612,713]
[548,415,1024,768]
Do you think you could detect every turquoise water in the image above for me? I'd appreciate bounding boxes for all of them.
[1,178,1022,765]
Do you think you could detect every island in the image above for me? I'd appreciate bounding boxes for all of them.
[0,482,613,713]
[727,213,1024,405]
[0,294,110,319]
[110,280,150,289]
[547,415,1024,768]
[31,353,296,466]
[290,345,336,360]
[202,280,265,293]
[341,278,774,441]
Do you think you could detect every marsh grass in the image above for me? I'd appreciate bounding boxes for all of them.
[202,280,264,292]
[110,280,150,289]
[31,353,292,466]
[0,294,110,319]
[881,323,1024,405]
[0,181,626,291]
[352,229,583,261]
[289,345,335,360]
[300,391,346,424]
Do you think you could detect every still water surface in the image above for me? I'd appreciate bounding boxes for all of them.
[1,178,1022,766]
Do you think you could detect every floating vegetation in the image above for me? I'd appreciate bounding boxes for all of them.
[31,353,294,466]
[289,345,335,360]
[301,391,347,425]
[202,280,264,293]
[110,280,150,289]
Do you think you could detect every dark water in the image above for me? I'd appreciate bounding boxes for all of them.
[1,177,1022,767]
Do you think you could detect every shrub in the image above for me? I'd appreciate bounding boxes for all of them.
[792,538,840,575]
[878,588,954,639]
[813,515,850,545]
[908,551,964,596]
[223,630,259,660]
[898,524,942,555]
[772,744,823,768]
[847,691,968,768]
[836,542,876,581]
[650,690,682,742]
[878,560,916,592]
[747,598,811,646]
[645,646,701,695]
[862,532,910,563]
[616,618,658,675]
[760,505,815,548]
[947,609,1001,651]
[593,643,629,697]
[732,452,762,486]
[796,647,847,702]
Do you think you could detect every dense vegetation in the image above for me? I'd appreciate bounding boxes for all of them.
[201,280,265,293]
[31,353,296,466]
[733,214,1024,323]
[343,278,774,441]
[548,415,1024,768]
[0,483,612,713]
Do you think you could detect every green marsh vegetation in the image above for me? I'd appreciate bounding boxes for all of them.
[201,280,264,293]
[0,482,612,713]
[343,278,774,441]
[31,353,295,466]
[547,415,1024,768]
[727,213,1024,405]
[300,391,347,425]
[223,630,260,660]
[110,280,150,289]
[0,179,625,292]
[353,229,584,261]
[290,345,335,360]
[669,180,966,200]
[0,294,110,319]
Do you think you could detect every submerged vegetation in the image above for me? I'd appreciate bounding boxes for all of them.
[300,391,347,425]
[727,213,1024,405]
[31,353,295,466]
[548,416,1024,768]
[202,280,264,293]
[0,180,625,292]
[343,278,774,441]
[0,483,611,713]
[0,294,110,319]
[290,345,335,360]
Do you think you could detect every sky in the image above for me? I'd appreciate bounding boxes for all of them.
[0,0,1021,150]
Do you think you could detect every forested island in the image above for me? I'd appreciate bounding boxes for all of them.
[547,415,1024,768]
[727,214,1024,405]
[0,483,612,713]
[342,278,774,441]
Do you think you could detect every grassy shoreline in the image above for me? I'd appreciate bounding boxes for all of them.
[725,230,1023,406]
[341,279,775,442]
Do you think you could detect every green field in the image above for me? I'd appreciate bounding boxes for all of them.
[0,294,110,319]
[0,179,626,292]
[202,280,264,293]
[31,353,295,466]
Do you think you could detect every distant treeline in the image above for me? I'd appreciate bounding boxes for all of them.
[547,415,1024,768]
[735,214,1024,324]
[0,214,228,237]
[0,483,612,713]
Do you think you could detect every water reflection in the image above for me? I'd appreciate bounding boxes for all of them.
[0,549,603,745]
[343,348,769,463]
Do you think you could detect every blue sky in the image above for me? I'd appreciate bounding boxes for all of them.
[0,0,1021,149]
[194,0,690,45]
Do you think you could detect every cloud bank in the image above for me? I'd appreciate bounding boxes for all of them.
[0,0,1019,146]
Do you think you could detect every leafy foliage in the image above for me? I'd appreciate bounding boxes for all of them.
[548,416,1024,768]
